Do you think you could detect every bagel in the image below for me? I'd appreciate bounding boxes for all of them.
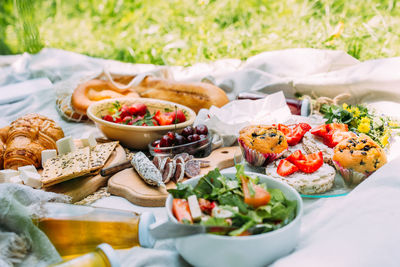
[71,79,140,115]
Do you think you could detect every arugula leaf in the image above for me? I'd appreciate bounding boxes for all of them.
[193,168,224,199]
[218,192,248,213]
[167,183,194,199]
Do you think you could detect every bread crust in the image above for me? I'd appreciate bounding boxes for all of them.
[3,114,65,169]
[135,77,229,113]
[71,79,139,115]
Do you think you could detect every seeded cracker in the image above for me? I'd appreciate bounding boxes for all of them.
[42,147,91,187]
[89,141,119,172]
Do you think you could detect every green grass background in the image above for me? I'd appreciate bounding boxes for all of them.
[1,0,399,65]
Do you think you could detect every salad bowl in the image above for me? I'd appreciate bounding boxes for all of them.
[87,98,196,149]
[165,170,303,267]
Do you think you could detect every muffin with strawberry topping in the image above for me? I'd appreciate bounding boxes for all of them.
[238,125,288,166]
[333,134,387,186]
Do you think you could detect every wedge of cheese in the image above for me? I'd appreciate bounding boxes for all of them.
[18,165,38,174]
[20,170,42,189]
[56,136,75,155]
[81,132,97,148]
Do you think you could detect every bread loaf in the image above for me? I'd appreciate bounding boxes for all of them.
[3,114,65,169]
[134,76,229,113]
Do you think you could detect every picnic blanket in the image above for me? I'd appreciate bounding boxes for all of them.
[1,48,400,267]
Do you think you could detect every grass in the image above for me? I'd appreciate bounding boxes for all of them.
[1,0,400,66]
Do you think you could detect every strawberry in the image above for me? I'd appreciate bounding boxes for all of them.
[153,110,174,126]
[122,116,132,124]
[293,151,323,173]
[102,115,114,122]
[129,103,147,116]
[119,105,131,119]
[277,159,299,176]
[286,150,306,164]
[166,110,187,123]
[278,123,311,146]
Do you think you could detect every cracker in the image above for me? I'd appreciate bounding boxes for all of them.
[42,147,91,187]
[89,141,119,171]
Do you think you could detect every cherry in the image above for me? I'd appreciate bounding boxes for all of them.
[195,124,208,135]
[181,126,194,137]
[160,135,173,147]
[188,134,200,143]
[174,134,187,146]
[151,139,161,147]
[167,131,175,140]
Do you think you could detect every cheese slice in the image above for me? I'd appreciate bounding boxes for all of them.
[188,195,202,222]
[81,132,97,148]
[0,169,19,182]
[20,170,42,188]
[41,149,57,168]
[10,175,23,184]
[18,165,38,174]
[56,136,75,155]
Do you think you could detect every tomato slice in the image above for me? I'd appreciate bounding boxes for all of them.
[172,199,193,223]
[293,151,323,173]
[241,176,271,208]
[277,159,299,176]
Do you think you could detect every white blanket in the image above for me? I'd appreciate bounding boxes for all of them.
[1,48,400,267]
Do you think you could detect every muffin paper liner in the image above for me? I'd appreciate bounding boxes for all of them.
[238,139,285,167]
[333,160,370,186]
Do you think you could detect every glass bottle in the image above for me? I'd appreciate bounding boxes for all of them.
[33,203,155,256]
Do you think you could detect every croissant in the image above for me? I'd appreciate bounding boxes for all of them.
[3,114,64,169]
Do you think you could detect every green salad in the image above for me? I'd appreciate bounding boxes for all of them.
[167,165,297,236]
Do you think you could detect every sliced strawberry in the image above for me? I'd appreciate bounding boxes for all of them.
[102,115,114,122]
[119,105,131,119]
[310,124,329,137]
[286,150,306,164]
[278,123,311,146]
[326,131,357,148]
[327,123,348,132]
[277,159,299,176]
[298,123,312,131]
[293,151,323,173]
[153,110,174,126]
[166,110,187,123]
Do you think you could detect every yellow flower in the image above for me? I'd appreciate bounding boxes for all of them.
[380,133,389,147]
[389,121,399,127]
[358,123,370,133]
[353,107,361,117]
[360,117,370,124]
[342,103,348,110]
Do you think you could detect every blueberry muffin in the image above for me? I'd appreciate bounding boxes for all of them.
[238,125,288,166]
[332,134,387,186]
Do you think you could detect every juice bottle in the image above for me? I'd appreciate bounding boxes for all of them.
[33,203,155,256]
[50,243,119,267]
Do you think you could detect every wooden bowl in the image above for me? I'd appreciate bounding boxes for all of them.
[87,98,196,150]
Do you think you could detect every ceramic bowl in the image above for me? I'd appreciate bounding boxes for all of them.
[165,171,303,267]
[87,98,196,150]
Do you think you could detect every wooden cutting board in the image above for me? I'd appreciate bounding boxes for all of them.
[107,146,242,207]
[45,144,126,203]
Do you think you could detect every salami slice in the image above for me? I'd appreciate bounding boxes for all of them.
[162,162,175,183]
[174,162,185,182]
[185,160,201,178]
[175,156,185,165]
[152,156,162,169]
[174,153,190,162]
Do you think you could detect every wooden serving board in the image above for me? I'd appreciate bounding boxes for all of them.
[45,144,126,203]
[107,146,242,207]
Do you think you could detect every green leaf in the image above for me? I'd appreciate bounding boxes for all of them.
[200,217,230,226]
[218,192,248,213]
[193,168,224,199]
[229,220,256,236]
[167,183,194,199]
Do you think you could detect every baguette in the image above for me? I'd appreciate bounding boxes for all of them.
[135,76,229,113]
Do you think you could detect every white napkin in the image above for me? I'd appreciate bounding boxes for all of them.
[194,91,292,146]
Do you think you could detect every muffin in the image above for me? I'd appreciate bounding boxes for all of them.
[332,134,387,186]
[238,125,288,166]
